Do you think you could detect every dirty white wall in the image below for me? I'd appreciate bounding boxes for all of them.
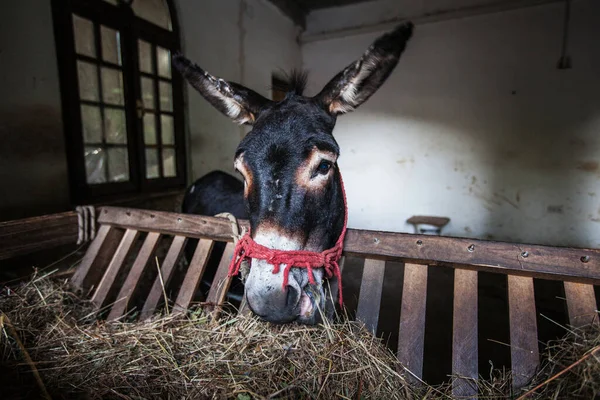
[302,0,600,248]
[176,0,302,179]
[0,0,70,221]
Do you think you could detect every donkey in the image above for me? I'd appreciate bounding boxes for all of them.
[173,22,414,324]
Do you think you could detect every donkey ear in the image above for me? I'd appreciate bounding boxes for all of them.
[314,22,414,115]
[173,54,272,125]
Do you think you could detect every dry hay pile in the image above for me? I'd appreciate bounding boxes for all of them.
[1,274,599,400]
[1,274,418,399]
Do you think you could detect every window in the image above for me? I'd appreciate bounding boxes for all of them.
[52,0,185,203]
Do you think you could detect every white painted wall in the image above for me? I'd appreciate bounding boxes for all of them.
[302,0,600,248]
[177,0,302,179]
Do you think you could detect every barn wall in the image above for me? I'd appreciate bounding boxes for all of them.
[176,0,302,181]
[0,0,70,221]
[0,0,300,221]
[302,0,600,248]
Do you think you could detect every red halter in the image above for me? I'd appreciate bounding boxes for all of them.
[228,173,348,307]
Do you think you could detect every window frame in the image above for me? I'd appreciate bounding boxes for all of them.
[52,0,186,204]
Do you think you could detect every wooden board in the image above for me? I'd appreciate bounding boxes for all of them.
[71,225,124,291]
[107,232,161,320]
[343,229,600,285]
[564,282,598,327]
[205,242,236,314]
[98,207,248,242]
[141,235,187,320]
[91,229,139,309]
[508,275,540,389]
[173,239,214,314]
[97,207,600,285]
[356,259,386,334]
[0,211,78,261]
[397,263,428,381]
[452,268,478,398]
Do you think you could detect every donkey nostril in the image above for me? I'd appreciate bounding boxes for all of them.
[285,285,298,307]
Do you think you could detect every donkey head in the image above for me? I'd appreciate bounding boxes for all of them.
[174,22,414,324]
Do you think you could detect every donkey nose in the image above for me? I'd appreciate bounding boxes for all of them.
[247,283,300,324]
[244,259,302,323]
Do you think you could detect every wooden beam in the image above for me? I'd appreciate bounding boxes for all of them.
[356,259,386,333]
[344,230,600,285]
[97,207,600,284]
[141,235,187,320]
[173,239,214,314]
[397,263,428,382]
[564,282,598,327]
[108,232,161,320]
[452,269,478,398]
[0,211,78,261]
[508,276,540,389]
[98,207,249,242]
[71,225,124,291]
[91,229,139,309]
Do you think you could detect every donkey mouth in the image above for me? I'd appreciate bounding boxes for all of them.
[299,291,314,318]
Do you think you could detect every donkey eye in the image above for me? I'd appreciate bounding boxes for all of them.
[316,160,332,175]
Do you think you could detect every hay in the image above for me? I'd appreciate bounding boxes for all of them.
[1,274,599,400]
[1,274,418,399]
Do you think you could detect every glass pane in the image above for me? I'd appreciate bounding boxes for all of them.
[138,40,153,73]
[77,61,99,101]
[143,113,156,145]
[80,105,102,143]
[85,147,106,184]
[159,81,172,111]
[157,47,171,78]
[107,147,129,182]
[73,15,95,57]
[161,114,174,144]
[141,77,155,109]
[101,25,121,65]
[104,108,127,144]
[145,148,160,178]
[132,0,172,31]
[101,67,124,105]
[162,148,176,177]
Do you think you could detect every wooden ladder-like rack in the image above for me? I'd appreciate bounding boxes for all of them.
[3,206,598,397]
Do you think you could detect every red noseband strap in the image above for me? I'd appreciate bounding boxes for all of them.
[228,173,348,307]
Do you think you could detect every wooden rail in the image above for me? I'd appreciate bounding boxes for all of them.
[0,211,79,261]
[10,206,597,396]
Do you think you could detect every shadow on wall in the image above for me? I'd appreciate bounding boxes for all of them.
[0,105,70,222]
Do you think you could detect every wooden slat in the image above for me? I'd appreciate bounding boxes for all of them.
[343,230,600,285]
[107,232,161,320]
[508,275,540,389]
[91,229,139,309]
[0,211,78,261]
[141,235,187,320]
[205,242,236,313]
[564,282,598,327]
[98,207,600,285]
[452,269,478,398]
[173,239,214,314]
[356,258,386,333]
[397,263,428,381]
[327,256,345,311]
[98,207,249,242]
[71,225,124,291]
